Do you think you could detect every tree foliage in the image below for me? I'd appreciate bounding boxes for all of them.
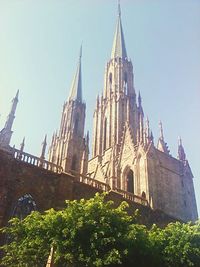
[1,193,200,267]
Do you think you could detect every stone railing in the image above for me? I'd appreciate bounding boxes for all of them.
[69,170,149,207]
[11,148,149,207]
[69,170,111,192]
[13,148,63,173]
[113,188,149,206]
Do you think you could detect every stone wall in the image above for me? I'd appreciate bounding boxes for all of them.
[0,149,178,244]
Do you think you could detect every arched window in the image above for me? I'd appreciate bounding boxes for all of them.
[12,194,36,220]
[74,114,80,135]
[127,170,134,193]
[124,72,128,94]
[71,155,77,171]
[142,191,146,199]
[124,72,128,84]
[103,118,107,151]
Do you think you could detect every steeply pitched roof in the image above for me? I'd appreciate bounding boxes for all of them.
[111,3,127,59]
[68,47,82,102]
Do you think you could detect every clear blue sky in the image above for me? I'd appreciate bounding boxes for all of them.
[0,0,200,214]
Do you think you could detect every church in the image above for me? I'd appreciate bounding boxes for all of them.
[0,3,198,223]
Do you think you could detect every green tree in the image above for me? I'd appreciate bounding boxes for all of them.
[1,193,200,267]
[0,193,134,267]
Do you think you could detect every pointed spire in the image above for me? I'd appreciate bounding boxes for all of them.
[118,0,121,17]
[68,46,82,102]
[40,134,47,160]
[0,90,19,147]
[5,90,19,130]
[178,136,186,161]
[159,120,164,140]
[111,1,127,59]
[146,117,150,138]
[157,121,170,154]
[138,91,142,107]
[20,137,25,152]
[150,130,154,143]
[15,89,19,100]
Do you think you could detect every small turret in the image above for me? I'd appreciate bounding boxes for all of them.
[178,136,186,161]
[157,121,170,154]
[20,137,25,153]
[40,135,47,160]
[0,90,19,148]
[138,91,142,108]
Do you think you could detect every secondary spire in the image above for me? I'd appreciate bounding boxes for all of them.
[178,136,186,161]
[111,1,127,59]
[0,90,19,148]
[68,46,82,102]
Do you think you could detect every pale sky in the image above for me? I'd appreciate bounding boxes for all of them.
[0,0,200,214]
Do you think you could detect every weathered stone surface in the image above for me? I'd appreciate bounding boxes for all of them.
[0,149,178,242]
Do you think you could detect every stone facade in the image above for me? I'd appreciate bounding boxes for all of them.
[87,5,198,222]
[0,149,177,232]
[48,49,89,175]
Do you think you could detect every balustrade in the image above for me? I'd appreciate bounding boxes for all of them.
[13,148,63,174]
[12,149,148,207]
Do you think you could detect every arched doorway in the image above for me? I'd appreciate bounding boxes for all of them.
[127,170,134,193]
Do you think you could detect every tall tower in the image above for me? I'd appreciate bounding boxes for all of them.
[89,2,141,188]
[49,48,89,174]
[92,3,137,158]
[0,90,19,149]
[88,3,198,222]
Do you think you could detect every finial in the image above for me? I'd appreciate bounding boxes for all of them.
[79,44,82,60]
[150,130,154,142]
[145,116,150,138]
[42,134,47,145]
[138,91,142,106]
[178,136,182,146]
[159,120,164,140]
[118,0,121,17]
[20,137,25,150]
[16,89,19,99]
[40,134,47,160]
[178,136,186,161]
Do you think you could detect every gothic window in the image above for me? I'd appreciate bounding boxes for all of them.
[71,155,77,171]
[103,118,107,151]
[127,170,134,193]
[124,72,128,84]
[12,194,36,220]
[109,73,112,84]
[74,114,80,135]
[142,191,146,199]
[124,72,128,94]
[62,114,66,135]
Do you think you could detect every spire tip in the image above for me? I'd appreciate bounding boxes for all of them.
[118,0,121,17]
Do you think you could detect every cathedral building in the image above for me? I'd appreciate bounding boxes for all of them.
[87,5,198,222]
[0,3,198,223]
